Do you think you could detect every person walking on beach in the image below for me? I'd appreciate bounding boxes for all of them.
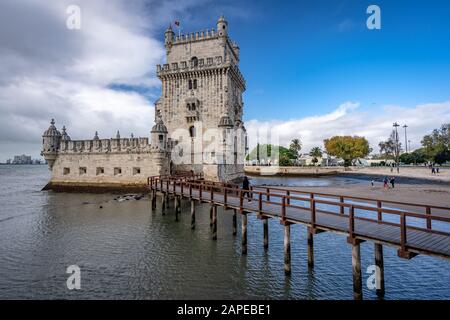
[242,176,252,202]
[431,167,436,174]
[390,176,396,189]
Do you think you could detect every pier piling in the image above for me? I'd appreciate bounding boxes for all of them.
[209,205,213,227]
[162,192,166,215]
[284,223,291,275]
[307,227,314,268]
[352,242,363,300]
[263,218,269,250]
[374,243,385,297]
[151,190,156,210]
[232,209,237,236]
[212,205,217,240]
[190,199,195,230]
[241,213,247,255]
[174,196,179,222]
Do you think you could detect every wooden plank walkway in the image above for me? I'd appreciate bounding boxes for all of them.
[148,174,450,299]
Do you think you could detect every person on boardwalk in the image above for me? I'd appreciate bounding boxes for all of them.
[390,176,396,189]
[383,177,389,189]
[242,176,252,202]
[371,179,375,187]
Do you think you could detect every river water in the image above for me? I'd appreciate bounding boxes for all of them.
[0,165,448,299]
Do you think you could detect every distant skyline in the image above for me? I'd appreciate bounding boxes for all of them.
[1,0,450,161]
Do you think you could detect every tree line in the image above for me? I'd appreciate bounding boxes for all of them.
[246,123,449,166]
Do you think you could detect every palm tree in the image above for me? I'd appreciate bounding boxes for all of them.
[309,147,323,164]
[289,138,302,158]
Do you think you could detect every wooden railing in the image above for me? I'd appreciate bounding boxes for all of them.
[148,176,450,256]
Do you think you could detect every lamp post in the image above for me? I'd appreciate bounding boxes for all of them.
[393,122,400,173]
[403,124,408,153]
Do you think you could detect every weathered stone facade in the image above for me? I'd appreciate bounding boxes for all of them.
[41,119,170,191]
[41,16,247,191]
[156,16,247,181]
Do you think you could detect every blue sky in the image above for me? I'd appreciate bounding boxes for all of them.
[159,0,450,121]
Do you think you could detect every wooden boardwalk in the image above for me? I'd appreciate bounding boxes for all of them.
[148,174,450,299]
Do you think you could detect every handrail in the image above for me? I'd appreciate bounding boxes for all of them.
[148,176,450,238]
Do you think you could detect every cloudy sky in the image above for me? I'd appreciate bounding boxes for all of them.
[1,0,450,161]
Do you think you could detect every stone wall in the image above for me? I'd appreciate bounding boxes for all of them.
[46,151,170,191]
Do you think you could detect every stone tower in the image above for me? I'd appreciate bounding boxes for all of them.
[155,16,247,181]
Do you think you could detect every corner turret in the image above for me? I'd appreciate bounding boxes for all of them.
[217,15,228,37]
[151,116,168,150]
[164,25,175,49]
[41,119,62,169]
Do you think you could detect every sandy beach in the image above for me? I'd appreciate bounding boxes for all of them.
[245,166,450,184]
[279,182,450,218]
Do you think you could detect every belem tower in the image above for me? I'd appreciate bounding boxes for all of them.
[41,16,248,191]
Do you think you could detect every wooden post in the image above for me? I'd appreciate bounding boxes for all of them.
[241,213,247,255]
[263,218,269,250]
[166,191,170,208]
[426,206,432,230]
[352,242,363,300]
[232,209,237,236]
[174,196,179,222]
[161,192,166,215]
[284,224,291,275]
[374,243,385,297]
[190,199,195,230]
[152,190,156,209]
[307,226,314,268]
[340,196,344,215]
[149,191,154,210]
[377,200,382,221]
[209,205,213,227]
[212,205,217,240]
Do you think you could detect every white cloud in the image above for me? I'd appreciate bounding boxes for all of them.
[246,101,450,154]
[0,0,201,161]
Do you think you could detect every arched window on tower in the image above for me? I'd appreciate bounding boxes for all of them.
[193,79,197,89]
[188,80,192,90]
[189,126,196,138]
[191,56,198,67]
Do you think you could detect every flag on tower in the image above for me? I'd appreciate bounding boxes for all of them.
[174,20,181,36]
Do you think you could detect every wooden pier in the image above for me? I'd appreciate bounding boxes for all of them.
[148,174,450,300]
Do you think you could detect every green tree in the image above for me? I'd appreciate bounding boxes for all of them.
[309,146,323,164]
[289,138,302,159]
[378,138,395,161]
[324,136,370,167]
[421,124,450,164]
[247,144,296,165]
[279,154,292,166]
